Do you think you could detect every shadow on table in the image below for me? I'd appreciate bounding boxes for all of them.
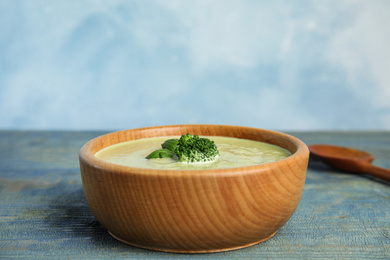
[47,187,110,239]
[44,182,143,251]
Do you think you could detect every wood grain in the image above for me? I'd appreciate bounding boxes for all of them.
[2,130,390,258]
[79,125,309,253]
[309,144,390,182]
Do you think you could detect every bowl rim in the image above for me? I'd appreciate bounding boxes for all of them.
[79,124,309,176]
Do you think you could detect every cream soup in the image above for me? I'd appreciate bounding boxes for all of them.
[95,136,291,170]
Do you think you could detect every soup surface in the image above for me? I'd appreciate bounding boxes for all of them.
[95,136,291,170]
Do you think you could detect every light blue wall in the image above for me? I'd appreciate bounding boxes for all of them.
[1,1,389,131]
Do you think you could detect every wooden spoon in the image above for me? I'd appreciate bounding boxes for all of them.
[309,144,390,182]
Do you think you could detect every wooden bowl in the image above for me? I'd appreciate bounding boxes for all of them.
[79,125,309,253]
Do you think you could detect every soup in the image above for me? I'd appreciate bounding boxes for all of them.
[95,136,291,170]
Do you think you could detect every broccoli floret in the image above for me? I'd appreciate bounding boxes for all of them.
[174,134,219,163]
[145,133,219,164]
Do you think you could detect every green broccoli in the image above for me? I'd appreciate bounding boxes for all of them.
[145,133,220,163]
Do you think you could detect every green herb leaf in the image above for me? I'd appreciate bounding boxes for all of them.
[145,149,174,159]
[161,139,179,151]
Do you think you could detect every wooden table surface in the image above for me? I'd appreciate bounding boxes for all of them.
[1,130,389,259]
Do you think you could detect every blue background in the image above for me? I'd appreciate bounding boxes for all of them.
[1,0,389,131]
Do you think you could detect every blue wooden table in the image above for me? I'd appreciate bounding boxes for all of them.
[1,130,390,259]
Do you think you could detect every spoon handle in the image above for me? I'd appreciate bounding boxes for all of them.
[364,165,390,182]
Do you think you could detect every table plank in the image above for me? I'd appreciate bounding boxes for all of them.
[1,130,389,259]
